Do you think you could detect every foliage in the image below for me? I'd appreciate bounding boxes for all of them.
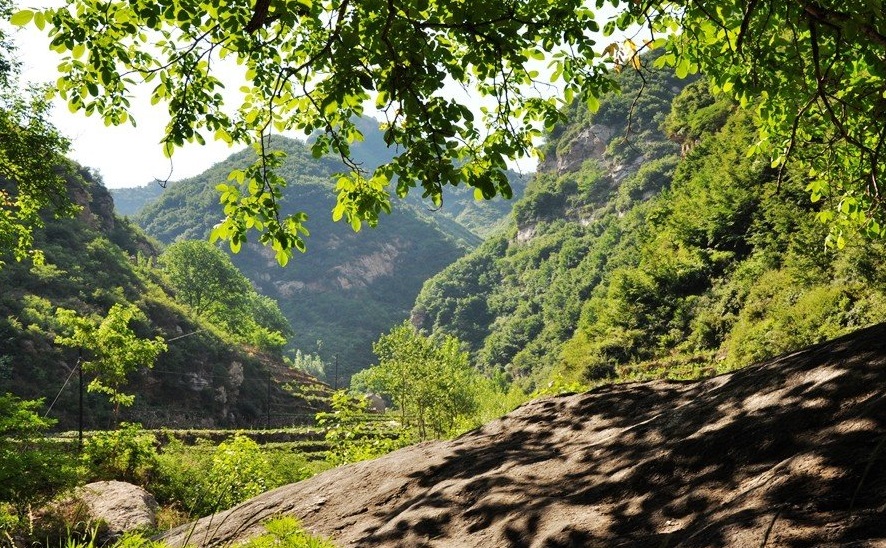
[286,349,326,382]
[23,518,333,548]
[315,391,411,466]
[202,434,271,512]
[0,169,323,431]
[159,239,291,352]
[150,432,313,516]
[353,322,483,439]
[55,303,167,412]
[416,67,886,391]
[81,423,158,485]
[135,136,479,382]
[159,240,251,316]
[27,0,615,263]
[0,0,77,268]
[641,1,886,245]
[237,517,335,548]
[0,394,80,518]
[20,0,885,257]
[109,184,164,217]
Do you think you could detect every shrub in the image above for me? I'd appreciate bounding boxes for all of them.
[240,517,335,548]
[0,394,81,519]
[81,423,158,485]
[203,434,271,512]
[316,391,412,466]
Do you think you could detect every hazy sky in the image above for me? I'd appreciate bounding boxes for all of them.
[15,25,240,189]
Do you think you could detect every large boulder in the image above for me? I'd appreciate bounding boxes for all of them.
[160,322,886,547]
[77,481,158,537]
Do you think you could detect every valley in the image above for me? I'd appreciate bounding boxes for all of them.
[3,1,886,546]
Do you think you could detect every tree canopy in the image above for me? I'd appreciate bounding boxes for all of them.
[12,0,886,258]
[0,0,75,268]
[55,302,167,412]
[159,239,293,350]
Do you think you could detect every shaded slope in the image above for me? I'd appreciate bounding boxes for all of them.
[0,169,325,429]
[162,323,886,547]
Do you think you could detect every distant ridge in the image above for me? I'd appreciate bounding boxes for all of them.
[128,130,523,381]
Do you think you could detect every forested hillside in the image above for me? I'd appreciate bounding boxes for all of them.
[129,130,524,382]
[413,61,886,390]
[110,183,164,217]
[0,168,325,429]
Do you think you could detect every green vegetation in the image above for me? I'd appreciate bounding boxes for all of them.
[160,240,291,352]
[0,394,79,518]
[354,322,485,439]
[237,517,335,548]
[28,0,605,262]
[0,0,76,268]
[0,170,324,431]
[316,391,413,466]
[415,63,886,391]
[3,3,886,544]
[151,433,277,516]
[0,419,335,545]
[132,136,493,383]
[21,0,883,261]
[311,322,530,461]
[110,184,164,217]
[56,304,167,413]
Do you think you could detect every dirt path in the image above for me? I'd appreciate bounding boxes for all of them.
[161,323,886,547]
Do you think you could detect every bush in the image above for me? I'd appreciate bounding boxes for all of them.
[203,434,271,512]
[316,391,412,466]
[0,394,81,519]
[154,434,273,517]
[240,517,335,548]
[82,423,158,485]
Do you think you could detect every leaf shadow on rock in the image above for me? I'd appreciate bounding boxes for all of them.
[159,323,886,548]
[355,325,886,547]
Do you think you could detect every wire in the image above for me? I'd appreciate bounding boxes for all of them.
[44,358,79,418]
[165,329,207,342]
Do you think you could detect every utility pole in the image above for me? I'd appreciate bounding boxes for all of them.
[78,349,83,453]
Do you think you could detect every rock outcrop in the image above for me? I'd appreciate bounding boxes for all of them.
[77,481,158,537]
[540,124,613,175]
[161,323,886,547]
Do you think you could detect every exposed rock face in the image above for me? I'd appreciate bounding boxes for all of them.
[69,170,117,233]
[540,123,613,175]
[77,481,158,537]
[160,323,886,547]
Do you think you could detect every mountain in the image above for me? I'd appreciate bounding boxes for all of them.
[130,131,523,382]
[161,323,886,546]
[0,168,325,430]
[110,183,164,217]
[412,60,886,390]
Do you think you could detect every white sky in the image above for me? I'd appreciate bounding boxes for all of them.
[14,25,239,189]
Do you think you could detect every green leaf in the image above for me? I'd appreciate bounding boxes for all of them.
[10,10,34,26]
[675,58,690,79]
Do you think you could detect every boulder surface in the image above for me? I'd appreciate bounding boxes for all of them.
[161,323,886,547]
[78,481,158,536]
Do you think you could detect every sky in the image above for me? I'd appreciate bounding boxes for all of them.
[14,25,241,189]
